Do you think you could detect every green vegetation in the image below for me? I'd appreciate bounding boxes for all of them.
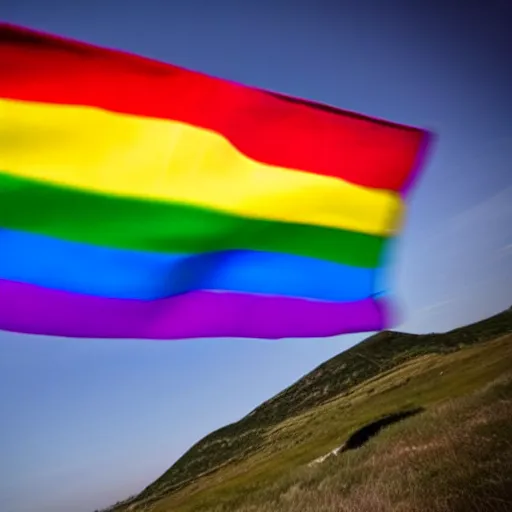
[205,371,512,512]
[102,307,512,512]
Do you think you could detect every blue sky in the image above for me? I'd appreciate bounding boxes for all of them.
[0,1,511,511]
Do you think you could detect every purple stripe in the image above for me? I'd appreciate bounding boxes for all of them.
[0,279,389,340]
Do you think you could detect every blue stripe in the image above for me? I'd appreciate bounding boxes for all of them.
[0,229,378,301]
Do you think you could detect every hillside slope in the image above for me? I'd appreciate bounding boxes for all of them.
[103,306,512,512]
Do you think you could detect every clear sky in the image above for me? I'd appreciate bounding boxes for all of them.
[0,1,511,511]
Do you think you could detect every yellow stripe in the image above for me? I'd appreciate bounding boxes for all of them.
[0,99,403,235]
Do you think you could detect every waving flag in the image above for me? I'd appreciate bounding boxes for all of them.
[0,23,431,340]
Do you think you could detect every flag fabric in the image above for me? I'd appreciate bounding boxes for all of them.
[0,23,431,340]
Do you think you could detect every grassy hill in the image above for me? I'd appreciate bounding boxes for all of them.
[101,306,512,512]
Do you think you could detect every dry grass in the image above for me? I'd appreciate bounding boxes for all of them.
[206,372,512,512]
[103,314,512,512]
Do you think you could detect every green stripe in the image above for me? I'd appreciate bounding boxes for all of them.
[0,172,387,268]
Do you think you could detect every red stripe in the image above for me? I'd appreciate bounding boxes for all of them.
[0,23,428,192]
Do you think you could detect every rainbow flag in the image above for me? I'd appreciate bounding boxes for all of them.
[0,23,431,340]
